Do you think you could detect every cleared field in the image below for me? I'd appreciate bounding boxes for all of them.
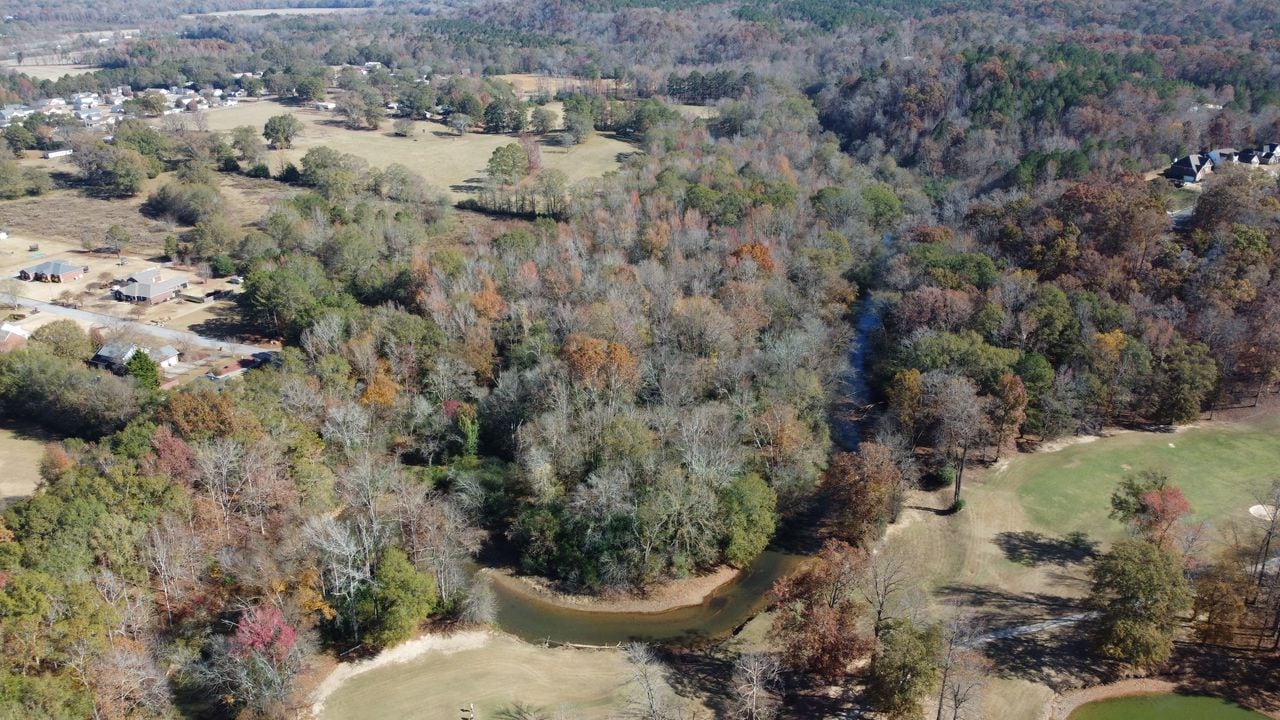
[181,7,368,17]
[0,62,100,80]
[675,104,718,120]
[202,100,635,200]
[318,632,689,720]
[0,422,51,506]
[491,73,631,100]
[0,182,173,252]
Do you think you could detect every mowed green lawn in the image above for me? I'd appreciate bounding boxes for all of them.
[1013,415,1280,540]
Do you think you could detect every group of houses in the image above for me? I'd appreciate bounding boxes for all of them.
[0,81,250,133]
[1165,144,1280,185]
[0,87,134,130]
[16,259,191,305]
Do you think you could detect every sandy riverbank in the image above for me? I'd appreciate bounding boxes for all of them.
[483,564,742,615]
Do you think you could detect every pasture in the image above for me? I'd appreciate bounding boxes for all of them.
[201,99,635,200]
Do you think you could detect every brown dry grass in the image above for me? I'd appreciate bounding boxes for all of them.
[0,183,173,254]
[0,421,50,506]
[317,632,696,720]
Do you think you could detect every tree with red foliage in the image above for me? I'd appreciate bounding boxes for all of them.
[148,425,196,485]
[1135,486,1192,545]
[201,604,307,715]
[767,540,870,680]
[1109,470,1192,547]
[232,605,297,663]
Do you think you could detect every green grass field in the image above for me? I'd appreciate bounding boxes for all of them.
[1014,416,1280,540]
[884,414,1280,720]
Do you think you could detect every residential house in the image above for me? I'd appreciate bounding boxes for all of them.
[1206,148,1239,168]
[0,104,31,125]
[19,259,88,282]
[0,323,29,353]
[88,342,137,372]
[71,92,100,111]
[1239,149,1264,165]
[1165,153,1213,184]
[89,342,181,372]
[114,269,189,304]
[32,98,67,115]
[149,345,180,368]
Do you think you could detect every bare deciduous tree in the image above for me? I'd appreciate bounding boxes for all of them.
[732,652,782,720]
[861,548,912,639]
[624,643,679,720]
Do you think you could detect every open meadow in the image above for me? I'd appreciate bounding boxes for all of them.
[0,62,100,80]
[202,99,636,201]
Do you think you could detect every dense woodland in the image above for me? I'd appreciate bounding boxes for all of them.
[0,0,1277,717]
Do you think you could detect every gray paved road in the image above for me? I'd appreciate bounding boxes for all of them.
[15,296,272,356]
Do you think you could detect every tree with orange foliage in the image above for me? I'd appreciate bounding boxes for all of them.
[360,360,401,409]
[160,389,257,441]
[561,333,638,391]
[989,372,1027,459]
[470,274,507,320]
[731,242,777,274]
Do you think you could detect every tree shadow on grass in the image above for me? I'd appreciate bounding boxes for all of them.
[995,530,1098,567]
[981,624,1117,690]
[186,302,254,342]
[939,584,1087,631]
[1168,642,1280,713]
[664,646,737,719]
[450,181,486,194]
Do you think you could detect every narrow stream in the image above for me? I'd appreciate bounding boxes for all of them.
[489,551,806,646]
[487,241,891,645]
